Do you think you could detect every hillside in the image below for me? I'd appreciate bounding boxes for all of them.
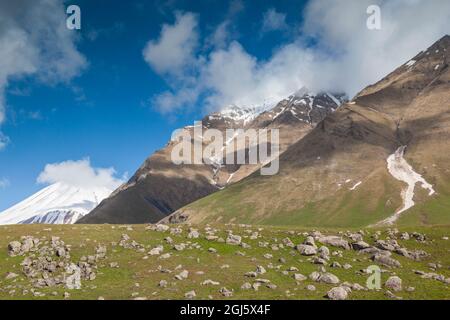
[166,35,450,228]
[79,91,345,224]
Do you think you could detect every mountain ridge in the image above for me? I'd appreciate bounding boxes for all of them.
[165,34,450,227]
[78,89,346,224]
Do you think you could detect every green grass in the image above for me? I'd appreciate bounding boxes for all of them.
[0,224,449,300]
[397,186,450,227]
[185,172,405,228]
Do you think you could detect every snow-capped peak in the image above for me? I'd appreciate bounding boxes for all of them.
[0,182,114,225]
[291,86,311,99]
[218,96,280,125]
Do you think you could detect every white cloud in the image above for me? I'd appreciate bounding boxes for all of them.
[206,20,233,49]
[144,1,450,115]
[37,159,125,190]
[300,0,450,94]
[0,178,10,189]
[142,12,199,77]
[0,0,87,148]
[261,8,288,33]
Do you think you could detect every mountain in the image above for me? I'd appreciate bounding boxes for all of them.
[166,35,450,228]
[78,90,346,224]
[0,183,114,224]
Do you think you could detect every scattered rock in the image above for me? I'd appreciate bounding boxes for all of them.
[352,241,371,250]
[318,236,351,250]
[159,280,168,287]
[372,254,401,268]
[241,282,252,290]
[226,234,242,245]
[296,244,317,256]
[294,273,307,281]
[154,224,170,232]
[5,272,18,280]
[385,276,402,292]
[184,290,196,299]
[201,279,220,286]
[326,287,348,300]
[219,287,233,297]
[175,270,189,280]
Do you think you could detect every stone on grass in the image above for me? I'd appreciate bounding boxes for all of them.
[385,276,402,292]
[296,244,317,256]
[294,273,307,281]
[175,270,189,280]
[226,234,242,245]
[185,290,196,299]
[326,287,348,300]
[201,279,220,286]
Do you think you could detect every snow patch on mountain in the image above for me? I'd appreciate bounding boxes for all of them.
[377,146,435,226]
[350,181,362,191]
[219,96,280,124]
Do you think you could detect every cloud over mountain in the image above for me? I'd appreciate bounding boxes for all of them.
[37,159,125,190]
[143,0,450,114]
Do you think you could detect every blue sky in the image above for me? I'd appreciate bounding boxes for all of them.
[0,0,309,210]
[0,0,448,211]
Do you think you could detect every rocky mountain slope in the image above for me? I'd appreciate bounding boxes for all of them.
[79,90,345,224]
[0,183,113,225]
[167,35,450,228]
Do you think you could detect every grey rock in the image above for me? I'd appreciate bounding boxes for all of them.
[352,241,371,250]
[296,244,317,256]
[319,273,340,284]
[8,241,22,256]
[385,276,402,292]
[184,290,196,299]
[372,254,401,268]
[327,287,348,300]
[318,236,351,250]
[226,234,242,245]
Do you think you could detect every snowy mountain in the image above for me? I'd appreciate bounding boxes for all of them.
[79,88,346,224]
[215,96,280,125]
[166,35,450,227]
[0,183,114,225]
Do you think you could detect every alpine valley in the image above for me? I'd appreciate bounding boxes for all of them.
[0,35,449,302]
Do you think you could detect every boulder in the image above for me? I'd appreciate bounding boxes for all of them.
[296,244,317,256]
[326,287,348,300]
[226,234,242,245]
[385,276,402,292]
[318,236,351,250]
